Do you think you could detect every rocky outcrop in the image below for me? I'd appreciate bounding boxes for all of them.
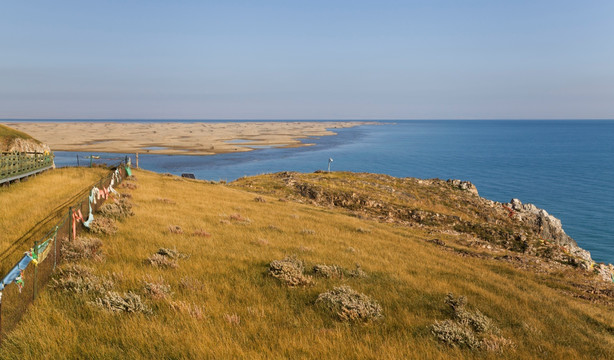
[5,137,51,153]
[447,179,479,196]
[504,198,593,266]
[232,171,614,284]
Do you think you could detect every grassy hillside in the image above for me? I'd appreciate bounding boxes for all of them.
[0,167,109,260]
[0,169,612,359]
[0,124,39,151]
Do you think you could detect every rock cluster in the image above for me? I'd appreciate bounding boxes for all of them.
[505,198,592,265]
[447,179,479,196]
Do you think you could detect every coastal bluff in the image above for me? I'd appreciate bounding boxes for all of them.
[232,171,614,285]
[0,168,612,358]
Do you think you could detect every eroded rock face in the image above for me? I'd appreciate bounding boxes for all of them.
[5,138,51,153]
[447,179,479,196]
[506,198,592,264]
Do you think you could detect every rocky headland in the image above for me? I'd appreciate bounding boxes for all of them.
[232,171,614,303]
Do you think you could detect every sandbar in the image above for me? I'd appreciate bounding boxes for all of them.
[4,121,370,155]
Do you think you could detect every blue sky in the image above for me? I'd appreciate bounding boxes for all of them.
[1,0,613,119]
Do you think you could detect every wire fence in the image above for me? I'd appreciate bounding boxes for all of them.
[0,161,128,340]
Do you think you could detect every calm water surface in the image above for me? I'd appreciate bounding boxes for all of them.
[53,120,614,263]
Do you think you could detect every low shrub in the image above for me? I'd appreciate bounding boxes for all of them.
[89,217,118,235]
[156,248,188,259]
[191,229,211,237]
[347,264,368,279]
[224,313,241,325]
[154,197,176,204]
[431,319,480,349]
[313,264,344,279]
[229,213,251,224]
[120,182,137,190]
[431,293,512,352]
[99,198,134,220]
[168,225,183,234]
[144,280,172,300]
[169,300,206,319]
[93,291,152,314]
[51,264,113,295]
[316,286,383,322]
[147,254,178,268]
[62,236,103,262]
[268,256,313,287]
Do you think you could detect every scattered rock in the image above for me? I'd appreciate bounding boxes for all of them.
[426,238,446,246]
[447,179,479,196]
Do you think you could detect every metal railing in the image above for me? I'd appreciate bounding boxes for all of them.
[0,152,55,185]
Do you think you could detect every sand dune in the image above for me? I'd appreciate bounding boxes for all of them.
[6,121,368,155]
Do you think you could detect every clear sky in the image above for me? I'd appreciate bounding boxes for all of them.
[1,0,613,119]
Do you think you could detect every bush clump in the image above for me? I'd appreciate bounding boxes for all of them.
[51,264,113,295]
[347,264,368,279]
[120,182,137,190]
[146,248,188,268]
[268,256,313,287]
[168,225,183,234]
[431,293,512,352]
[313,264,344,279]
[147,254,178,268]
[93,291,152,314]
[316,286,383,322]
[89,217,118,235]
[156,247,188,259]
[62,236,103,262]
[144,281,172,300]
[98,198,134,220]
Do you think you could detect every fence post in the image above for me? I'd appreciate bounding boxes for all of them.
[33,241,38,301]
[69,206,73,241]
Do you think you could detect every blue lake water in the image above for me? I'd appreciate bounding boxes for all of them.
[52,120,614,264]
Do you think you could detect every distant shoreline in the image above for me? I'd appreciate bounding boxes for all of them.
[4,121,375,156]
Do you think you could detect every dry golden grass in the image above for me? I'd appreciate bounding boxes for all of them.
[0,167,109,253]
[0,169,612,359]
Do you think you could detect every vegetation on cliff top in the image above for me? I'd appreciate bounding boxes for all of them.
[0,124,40,151]
[0,169,612,359]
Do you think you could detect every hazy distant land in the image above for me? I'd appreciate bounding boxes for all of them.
[7,121,368,155]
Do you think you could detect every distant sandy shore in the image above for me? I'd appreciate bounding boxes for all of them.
[5,121,370,155]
